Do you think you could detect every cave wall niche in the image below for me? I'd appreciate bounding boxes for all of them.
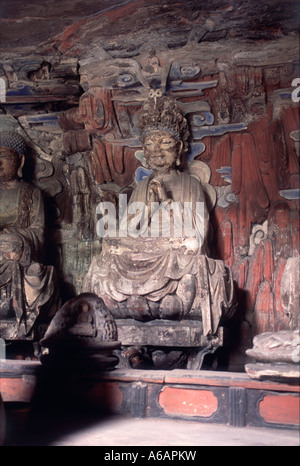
[0,0,299,369]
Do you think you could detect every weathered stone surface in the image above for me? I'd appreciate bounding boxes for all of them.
[245,329,300,383]
[245,362,300,383]
[246,329,300,364]
[117,319,207,347]
[280,256,300,329]
[1,1,299,61]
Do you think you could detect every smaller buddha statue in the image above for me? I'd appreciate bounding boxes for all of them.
[0,130,58,342]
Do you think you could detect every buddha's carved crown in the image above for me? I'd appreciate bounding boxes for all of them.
[138,91,189,153]
[0,131,27,155]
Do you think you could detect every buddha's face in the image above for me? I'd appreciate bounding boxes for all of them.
[0,147,20,182]
[143,130,183,173]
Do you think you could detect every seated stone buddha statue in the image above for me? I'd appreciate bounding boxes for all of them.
[0,130,58,341]
[84,93,235,340]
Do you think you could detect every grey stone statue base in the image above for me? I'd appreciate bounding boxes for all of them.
[245,329,300,384]
[115,319,224,370]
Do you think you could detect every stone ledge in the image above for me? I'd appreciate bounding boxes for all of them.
[116,319,222,347]
[0,360,299,430]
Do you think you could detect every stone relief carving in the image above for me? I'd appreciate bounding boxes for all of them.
[248,220,268,256]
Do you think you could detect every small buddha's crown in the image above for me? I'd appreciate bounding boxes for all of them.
[138,90,189,153]
[0,131,27,155]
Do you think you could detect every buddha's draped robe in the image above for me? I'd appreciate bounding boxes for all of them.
[84,171,235,335]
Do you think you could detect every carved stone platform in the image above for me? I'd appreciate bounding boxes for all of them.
[0,360,299,434]
[115,319,225,370]
[116,319,223,347]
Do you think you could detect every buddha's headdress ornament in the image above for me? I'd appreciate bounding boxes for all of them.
[0,131,27,156]
[138,90,190,155]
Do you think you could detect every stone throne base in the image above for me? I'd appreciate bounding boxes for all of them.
[115,319,225,370]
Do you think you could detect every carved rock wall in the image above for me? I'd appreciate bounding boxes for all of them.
[0,4,299,366]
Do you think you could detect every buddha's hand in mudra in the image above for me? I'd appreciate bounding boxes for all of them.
[0,232,23,261]
[147,178,168,203]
